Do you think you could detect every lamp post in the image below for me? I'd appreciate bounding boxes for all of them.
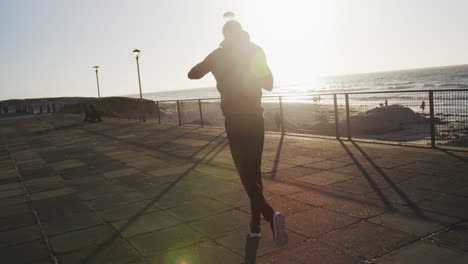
[92,66,101,102]
[133,49,145,121]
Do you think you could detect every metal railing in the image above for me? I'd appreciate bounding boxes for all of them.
[142,89,468,148]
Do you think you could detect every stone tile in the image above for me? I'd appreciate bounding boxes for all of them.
[0,212,36,232]
[302,160,352,170]
[166,198,232,222]
[51,159,86,170]
[377,241,468,264]
[287,208,359,238]
[103,168,141,179]
[433,222,468,252]
[328,177,378,195]
[57,239,140,264]
[257,240,361,264]
[0,225,43,247]
[40,211,103,236]
[0,188,24,199]
[111,210,181,237]
[0,240,50,263]
[149,241,242,264]
[129,224,205,256]
[153,187,205,209]
[29,187,75,201]
[214,190,250,207]
[265,166,321,180]
[216,222,306,258]
[147,166,192,177]
[368,207,460,237]
[0,194,28,207]
[318,222,417,259]
[264,181,307,195]
[23,175,65,193]
[295,171,355,186]
[0,203,31,218]
[50,225,114,254]
[365,184,439,206]
[188,209,250,239]
[97,202,160,222]
[416,194,468,219]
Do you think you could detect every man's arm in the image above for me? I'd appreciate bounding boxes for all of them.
[188,56,211,80]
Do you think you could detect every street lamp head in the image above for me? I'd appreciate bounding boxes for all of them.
[133,49,141,58]
[93,66,99,72]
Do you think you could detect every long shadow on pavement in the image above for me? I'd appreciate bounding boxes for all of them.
[81,129,230,263]
[350,140,425,217]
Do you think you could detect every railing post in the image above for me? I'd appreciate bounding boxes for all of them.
[176,100,182,125]
[345,93,351,140]
[333,94,340,139]
[279,96,285,134]
[429,91,436,148]
[198,99,204,127]
[156,101,161,124]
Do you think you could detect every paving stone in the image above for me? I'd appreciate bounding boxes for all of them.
[29,187,75,201]
[0,224,43,247]
[57,239,140,264]
[287,208,359,238]
[265,166,320,180]
[129,224,205,256]
[295,170,355,186]
[50,159,86,170]
[0,188,24,199]
[214,190,250,207]
[111,210,181,237]
[368,207,460,237]
[0,239,50,264]
[433,222,468,252]
[40,211,103,236]
[96,201,160,222]
[153,187,205,209]
[0,212,36,232]
[166,198,232,222]
[23,176,65,193]
[103,168,141,179]
[257,240,362,264]
[318,221,417,259]
[416,194,468,219]
[365,184,440,206]
[50,225,114,253]
[377,240,468,264]
[149,241,242,264]
[302,160,352,170]
[0,203,31,218]
[188,209,250,239]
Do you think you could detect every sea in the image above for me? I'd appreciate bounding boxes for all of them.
[128,64,468,102]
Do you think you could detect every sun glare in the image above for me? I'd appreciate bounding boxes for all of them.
[244,0,337,83]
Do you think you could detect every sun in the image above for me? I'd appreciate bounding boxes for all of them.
[243,0,337,83]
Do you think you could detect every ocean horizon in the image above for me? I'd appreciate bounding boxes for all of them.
[125,64,468,101]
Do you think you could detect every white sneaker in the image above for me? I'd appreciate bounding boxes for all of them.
[248,223,261,238]
[272,212,288,246]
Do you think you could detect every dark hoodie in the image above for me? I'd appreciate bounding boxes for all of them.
[188,31,273,116]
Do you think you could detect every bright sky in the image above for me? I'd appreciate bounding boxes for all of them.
[1,0,467,100]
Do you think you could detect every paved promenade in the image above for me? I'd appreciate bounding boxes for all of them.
[0,114,467,264]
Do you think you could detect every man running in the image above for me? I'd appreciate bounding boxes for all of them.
[188,17,288,246]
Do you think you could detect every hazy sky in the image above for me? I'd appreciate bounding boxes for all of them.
[1,0,467,100]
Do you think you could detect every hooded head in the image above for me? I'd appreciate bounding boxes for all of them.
[222,20,243,41]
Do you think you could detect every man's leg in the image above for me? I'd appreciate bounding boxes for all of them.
[225,114,274,224]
